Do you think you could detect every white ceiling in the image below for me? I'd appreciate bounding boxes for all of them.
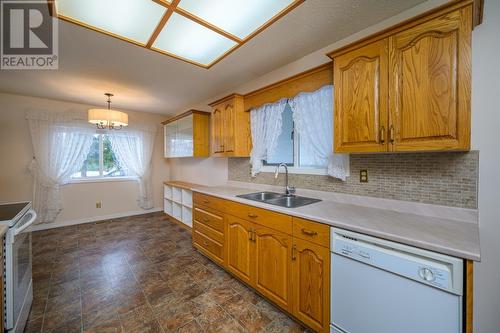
[0,0,427,116]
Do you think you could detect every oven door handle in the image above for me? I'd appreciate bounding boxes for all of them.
[14,209,37,236]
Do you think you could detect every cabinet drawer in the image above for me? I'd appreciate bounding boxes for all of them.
[193,220,223,244]
[193,192,226,213]
[193,230,224,264]
[293,217,330,248]
[194,207,224,232]
[226,201,292,234]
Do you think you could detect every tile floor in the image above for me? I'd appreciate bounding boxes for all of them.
[25,212,309,333]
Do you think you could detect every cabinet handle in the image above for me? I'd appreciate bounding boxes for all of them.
[202,218,209,223]
[248,228,253,241]
[301,228,318,237]
[202,200,209,204]
[380,126,386,144]
[203,241,209,246]
[247,213,258,219]
[389,125,395,144]
[292,244,297,261]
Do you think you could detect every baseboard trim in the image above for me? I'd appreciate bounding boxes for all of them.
[28,207,163,232]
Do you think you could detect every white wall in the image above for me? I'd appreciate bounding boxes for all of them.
[0,93,170,227]
[167,157,227,186]
[470,0,500,332]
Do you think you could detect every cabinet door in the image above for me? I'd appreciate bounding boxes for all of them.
[226,216,253,284]
[211,108,224,153]
[176,115,194,157]
[334,39,389,153]
[223,103,235,153]
[164,121,178,157]
[292,238,330,333]
[252,224,292,312]
[389,7,471,151]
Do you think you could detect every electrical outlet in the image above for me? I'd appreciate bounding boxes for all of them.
[96,201,102,208]
[360,170,368,183]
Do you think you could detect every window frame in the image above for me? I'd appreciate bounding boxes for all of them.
[68,133,137,184]
[262,107,330,175]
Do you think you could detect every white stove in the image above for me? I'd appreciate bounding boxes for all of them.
[0,202,36,333]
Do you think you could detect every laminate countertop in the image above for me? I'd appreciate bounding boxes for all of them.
[187,184,480,261]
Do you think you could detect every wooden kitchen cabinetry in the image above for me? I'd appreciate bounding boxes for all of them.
[329,2,472,153]
[162,110,210,158]
[292,237,330,333]
[253,224,293,312]
[208,94,251,157]
[192,193,329,332]
[192,193,226,265]
[226,215,253,285]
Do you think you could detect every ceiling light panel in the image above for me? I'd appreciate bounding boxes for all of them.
[178,0,296,39]
[55,0,166,45]
[152,13,238,66]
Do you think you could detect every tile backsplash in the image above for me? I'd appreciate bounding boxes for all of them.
[228,151,479,209]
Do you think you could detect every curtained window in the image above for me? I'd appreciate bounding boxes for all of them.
[250,85,349,180]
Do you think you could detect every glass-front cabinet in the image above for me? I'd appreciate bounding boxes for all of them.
[162,110,210,158]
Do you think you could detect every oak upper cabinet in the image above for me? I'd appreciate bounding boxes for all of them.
[329,3,472,153]
[389,7,472,151]
[208,94,251,157]
[162,110,210,158]
[226,215,253,285]
[333,39,389,153]
[292,238,330,333]
[252,224,293,312]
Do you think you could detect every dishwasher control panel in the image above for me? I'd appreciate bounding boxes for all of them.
[333,232,460,294]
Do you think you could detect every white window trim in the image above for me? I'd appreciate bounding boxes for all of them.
[259,165,329,175]
[66,176,138,185]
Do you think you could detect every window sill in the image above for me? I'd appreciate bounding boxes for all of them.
[260,166,329,176]
[65,177,138,185]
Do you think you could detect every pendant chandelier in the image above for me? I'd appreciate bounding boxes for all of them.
[88,93,128,130]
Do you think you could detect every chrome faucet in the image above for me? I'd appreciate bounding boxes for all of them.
[274,163,296,196]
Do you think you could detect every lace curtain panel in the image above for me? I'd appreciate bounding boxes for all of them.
[291,85,349,180]
[110,127,157,209]
[27,110,95,223]
[249,99,288,177]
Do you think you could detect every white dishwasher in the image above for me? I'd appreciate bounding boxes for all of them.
[330,227,464,333]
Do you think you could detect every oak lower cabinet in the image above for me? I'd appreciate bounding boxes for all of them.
[292,238,330,333]
[226,215,253,285]
[252,224,293,312]
[226,216,293,312]
[329,2,472,153]
[193,193,329,332]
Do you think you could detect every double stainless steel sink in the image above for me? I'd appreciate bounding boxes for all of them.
[237,191,321,208]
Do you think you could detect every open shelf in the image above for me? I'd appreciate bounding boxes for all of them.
[163,182,194,229]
